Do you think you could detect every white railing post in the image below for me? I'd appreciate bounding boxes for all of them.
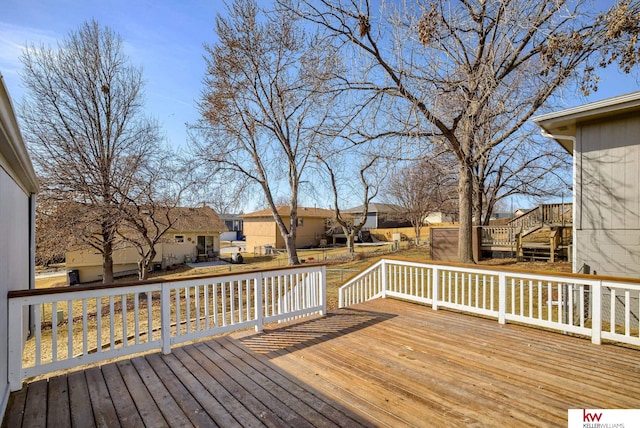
[591,281,602,345]
[161,283,171,354]
[254,273,263,332]
[498,273,506,324]
[8,298,24,391]
[381,260,388,299]
[320,266,326,316]
[432,267,439,310]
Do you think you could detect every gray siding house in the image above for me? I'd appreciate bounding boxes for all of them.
[342,203,411,229]
[0,74,39,419]
[534,92,640,278]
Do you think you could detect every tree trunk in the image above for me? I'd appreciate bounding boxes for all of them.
[346,232,355,254]
[284,234,299,265]
[138,260,147,280]
[102,240,114,284]
[138,247,155,280]
[473,175,484,226]
[458,162,475,263]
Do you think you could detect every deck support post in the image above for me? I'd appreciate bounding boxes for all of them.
[432,267,439,310]
[320,266,326,315]
[498,273,506,324]
[254,274,263,332]
[8,298,24,391]
[161,283,171,354]
[591,281,602,345]
[380,260,387,299]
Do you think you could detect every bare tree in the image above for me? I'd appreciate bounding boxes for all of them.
[282,0,640,263]
[320,151,385,254]
[474,126,572,225]
[34,196,73,267]
[115,152,193,280]
[186,170,250,217]
[385,154,458,245]
[20,20,160,283]
[192,0,340,265]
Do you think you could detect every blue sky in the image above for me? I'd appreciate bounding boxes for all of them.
[0,0,223,151]
[1,0,639,153]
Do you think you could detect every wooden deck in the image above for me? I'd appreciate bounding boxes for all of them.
[3,298,640,427]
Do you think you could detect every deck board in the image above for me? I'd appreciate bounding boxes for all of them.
[143,353,217,427]
[21,379,46,428]
[67,370,96,428]
[85,367,120,427]
[46,375,70,427]
[100,363,144,428]
[4,298,640,427]
[115,359,169,428]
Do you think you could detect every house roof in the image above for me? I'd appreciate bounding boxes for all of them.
[114,205,227,236]
[167,206,227,233]
[241,206,334,219]
[342,202,405,214]
[533,91,640,153]
[0,73,39,194]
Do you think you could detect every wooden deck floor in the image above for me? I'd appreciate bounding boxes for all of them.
[3,298,640,427]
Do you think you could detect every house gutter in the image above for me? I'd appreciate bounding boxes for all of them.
[539,130,575,146]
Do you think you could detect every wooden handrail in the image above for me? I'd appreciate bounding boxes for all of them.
[7,265,327,391]
[9,263,328,298]
[339,258,640,350]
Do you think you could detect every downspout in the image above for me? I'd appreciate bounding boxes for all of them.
[540,130,578,271]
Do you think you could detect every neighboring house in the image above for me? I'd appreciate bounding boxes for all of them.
[66,206,227,283]
[424,211,456,224]
[342,203,412,229]
[534,91,640,278]
[1,74,39,420]
[219,213,244,241]
[241,206,334,253]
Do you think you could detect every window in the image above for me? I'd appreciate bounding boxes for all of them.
[175,235,184,244]
[297,218,304,227]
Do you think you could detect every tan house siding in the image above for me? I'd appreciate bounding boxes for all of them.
[66,207,226,283]
[244,218,279,253]
[242,207,333,253]
[296,216,326,248]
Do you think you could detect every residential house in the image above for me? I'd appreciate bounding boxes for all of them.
[241,206,334,253]
[0,74,39,419]
[424,211,456,224]
[342,203,412,229]
[66,206,227,283]
[534,91,640,277]
[219,213,244,241]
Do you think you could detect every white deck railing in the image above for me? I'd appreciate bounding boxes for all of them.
[8,265,325,391]
[340,258,640,347]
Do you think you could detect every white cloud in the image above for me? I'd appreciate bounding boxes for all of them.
[0,22,59,76]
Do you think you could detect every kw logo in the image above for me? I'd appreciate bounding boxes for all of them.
[583,409,603,422]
